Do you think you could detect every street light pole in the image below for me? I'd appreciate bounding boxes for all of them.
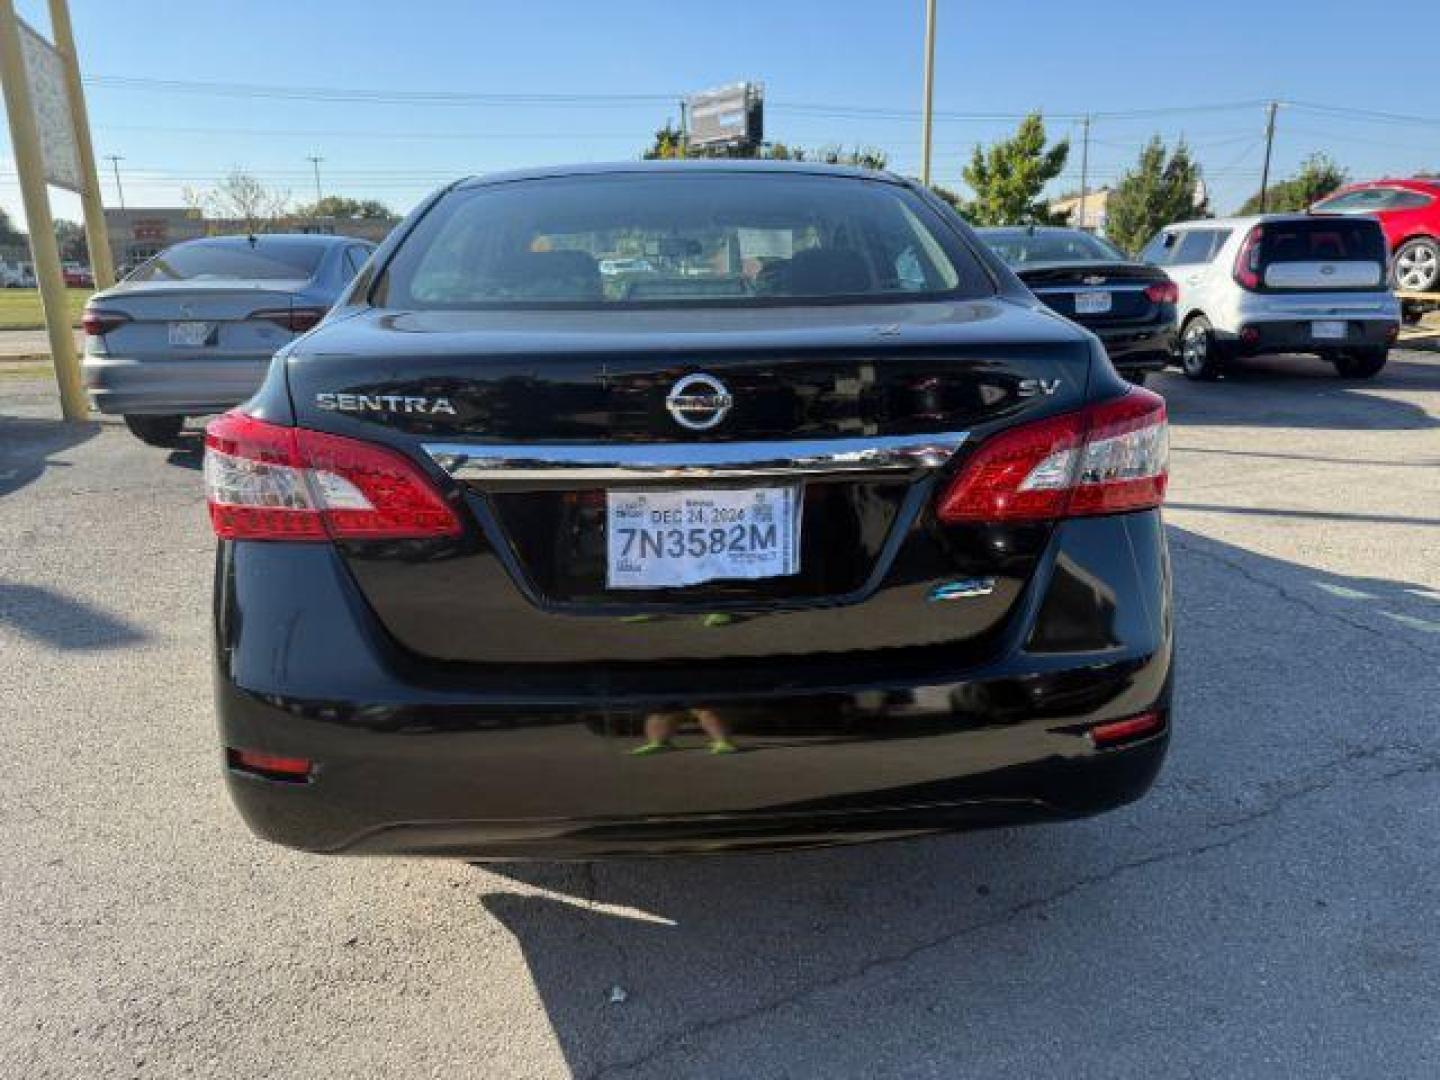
[1258,101,1278,213]
[1077,116,1091,231]
[105,154,124,209]
[307,155,324,203]
[919,0,937,187]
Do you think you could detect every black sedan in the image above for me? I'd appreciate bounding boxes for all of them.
[204,161,1172,859]
[978,227,1178,384]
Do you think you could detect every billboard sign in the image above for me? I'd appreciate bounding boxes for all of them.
[18,19,82,193]
[686,82,763,150]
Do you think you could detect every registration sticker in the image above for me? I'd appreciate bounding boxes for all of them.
[606,487,801,589]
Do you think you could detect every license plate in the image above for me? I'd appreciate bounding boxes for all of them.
[1312,320,1347,340]
[168,321,213,347]
[1075,291,1112,315]
[606,487,801,589]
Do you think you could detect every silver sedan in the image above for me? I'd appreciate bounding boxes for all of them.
[81,234,375,445]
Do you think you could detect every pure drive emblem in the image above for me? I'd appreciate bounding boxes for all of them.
[665,373,733,431]
[315,392,457,416]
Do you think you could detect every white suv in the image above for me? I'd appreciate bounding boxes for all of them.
[1140,214,1400,380]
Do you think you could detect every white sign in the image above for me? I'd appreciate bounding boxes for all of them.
[737,228,794,261]
[19,20,82,193]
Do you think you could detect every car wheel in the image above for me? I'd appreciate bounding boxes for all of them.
[1179,316,1224,381]
[1392,237,1440,293]
[123,414,185,447]
[1332,348,1388,379]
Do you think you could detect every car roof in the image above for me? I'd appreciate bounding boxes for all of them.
[1329,177,1440,195]
[174,233,355,249]
[452,159,903,189]
[1165,212,1368,230]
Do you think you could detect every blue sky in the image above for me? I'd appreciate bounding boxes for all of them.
[4,0,1438,229]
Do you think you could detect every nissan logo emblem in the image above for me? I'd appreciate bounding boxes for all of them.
[665,373,733,431]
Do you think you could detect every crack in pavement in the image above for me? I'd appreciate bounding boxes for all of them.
[586,747,1440,1080]
[1170,535,1440,662]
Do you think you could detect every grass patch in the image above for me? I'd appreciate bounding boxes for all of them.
[0,288,91,331]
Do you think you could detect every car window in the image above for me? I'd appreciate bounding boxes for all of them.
[980,229,1127,266]
[1140,231,1178,266]
[129,240,326,282]
[343,246,369,277]
[1259,219,1385,263]
[374,173,994,309]
[1313,187,1433,212]
[1173,230,1220,265]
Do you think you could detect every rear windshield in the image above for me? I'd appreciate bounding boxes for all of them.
[1259,219,1385,264]
[980,229,1126,266]
[374,173,993,309]
[129,240,326,282]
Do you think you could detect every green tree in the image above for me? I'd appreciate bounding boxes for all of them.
[643,121,686,160]
[0,206,25,246]
[294,195,396,220]
[959,113,1069,226]
[1105,136,1209,254]
[53,219,87,262]
[1238,152,1348,214]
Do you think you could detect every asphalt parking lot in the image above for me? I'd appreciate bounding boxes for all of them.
[2,352,1438,1079]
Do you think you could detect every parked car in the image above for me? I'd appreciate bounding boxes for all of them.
[62,262,94,288]
[977,226,1177,385]
[81,234,375,445]
[204,161,1173,860]
[0,260,35,288]
[1311,178,1440,295]
[1140,214,1400,380]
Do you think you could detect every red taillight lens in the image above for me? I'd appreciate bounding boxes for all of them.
[1143,281,1178,304]
[1232,225,1263,290]
[81,305,128,336]
[250,307,327,333]
[203,411,462,541]
[936,388,1168,523]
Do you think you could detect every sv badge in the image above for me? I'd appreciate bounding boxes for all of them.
[1017,378,1062,398]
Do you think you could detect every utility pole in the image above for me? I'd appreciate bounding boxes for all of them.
[1258,101,1279,213]
[306,155,324,203]
[0,0,87,419]
[1077,116,1091,231]
[47,0,112,289]
[677,99,688,159]
[105,154,124,209]
[919,0,937,186]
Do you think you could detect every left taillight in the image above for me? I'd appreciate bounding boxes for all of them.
[936,388,1169,523]
[203,411,463,541]
[249,307,328,333]
[81,305,128,336]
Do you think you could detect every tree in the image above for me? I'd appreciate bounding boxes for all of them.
[643,121,686,160]
[185,169,290,233]
[53,219,87,262]
[958,113,1069,226]
[1238,153,1348,214]
[0,206,24,246]
[294,195,396,220]
[1105,136,1209,254]
[640,125,885,169]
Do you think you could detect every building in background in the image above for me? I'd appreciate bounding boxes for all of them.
[1049,188,1111,234]
[104,208,395,273]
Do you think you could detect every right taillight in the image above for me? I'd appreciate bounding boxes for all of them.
[249,307,328,334]
[1143,281,1178,304]
[203,411,463,541]
[1232,225,1263,290]
[936,388,1168,523]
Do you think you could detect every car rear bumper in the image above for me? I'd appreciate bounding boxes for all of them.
[81,353,271,416]
[1225,318,1398,355]
[214,512,1174,859]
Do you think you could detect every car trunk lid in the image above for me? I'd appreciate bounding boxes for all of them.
[284,299,1093,665]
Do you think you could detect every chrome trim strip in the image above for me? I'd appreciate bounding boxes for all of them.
[424,432,971,483]
[1031,283,1150,294]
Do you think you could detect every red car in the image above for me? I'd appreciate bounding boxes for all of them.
[62,265,94,288]
[1312,178,1440,294]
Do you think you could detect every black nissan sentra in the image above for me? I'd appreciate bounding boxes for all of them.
[204,161,1173,859]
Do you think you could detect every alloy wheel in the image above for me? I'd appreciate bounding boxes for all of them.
[1396,243,1439,291]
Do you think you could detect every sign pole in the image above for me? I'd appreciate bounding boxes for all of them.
[47,0,113,289]
[919,0,937,186]
[0,0,87,420]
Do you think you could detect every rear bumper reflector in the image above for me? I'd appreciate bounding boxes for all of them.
[1089,710,1166,748]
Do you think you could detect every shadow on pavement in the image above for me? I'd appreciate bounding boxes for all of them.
[0,579,149,651]
[1155,351,1439,432]
[165,431,205,472]
[0,414,100,498]
[465,524,1437,1077]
